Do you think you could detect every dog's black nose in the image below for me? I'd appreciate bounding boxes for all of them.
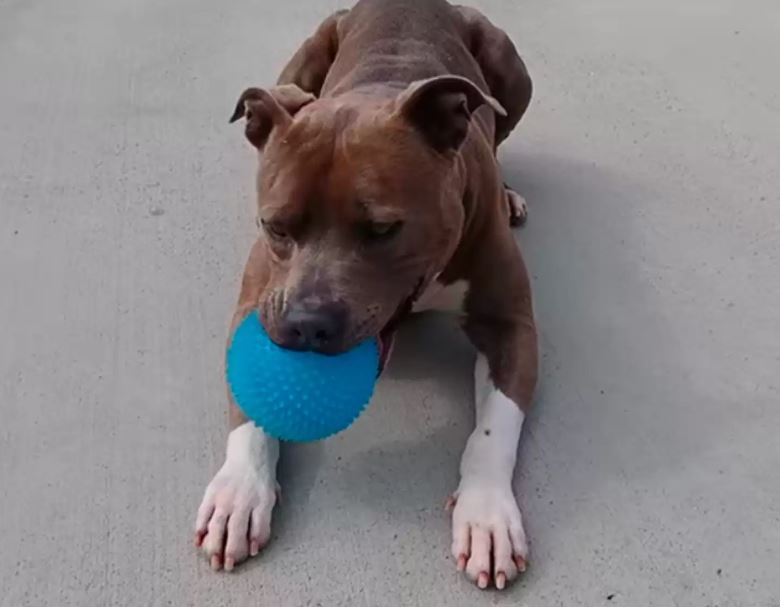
[277,301,348,353]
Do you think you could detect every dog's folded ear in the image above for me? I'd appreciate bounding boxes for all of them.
[394,75,506,153]
[229,84,316,149]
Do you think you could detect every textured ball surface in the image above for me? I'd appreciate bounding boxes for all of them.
[226,311,379,442]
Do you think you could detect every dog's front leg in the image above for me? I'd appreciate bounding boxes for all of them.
[194,416,278,571]
[450,246,538,589]
[194,240,279,571]
[449,348,531,589]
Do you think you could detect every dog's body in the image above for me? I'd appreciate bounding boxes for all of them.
[195,0,537,590]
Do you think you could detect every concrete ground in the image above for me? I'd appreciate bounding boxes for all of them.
[1,0,779,605]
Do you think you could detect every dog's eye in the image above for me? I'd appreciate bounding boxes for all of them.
[365,221,404,241]
[261,219,289,240]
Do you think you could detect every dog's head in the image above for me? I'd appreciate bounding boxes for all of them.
[230,77,505,366]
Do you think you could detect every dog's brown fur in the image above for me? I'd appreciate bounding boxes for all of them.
[212,0,537,584]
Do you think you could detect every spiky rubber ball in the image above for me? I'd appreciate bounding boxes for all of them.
[226,312,378,442]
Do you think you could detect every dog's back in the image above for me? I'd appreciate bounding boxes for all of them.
[322,0,489,97]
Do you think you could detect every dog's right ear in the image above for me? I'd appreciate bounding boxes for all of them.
[229,84,316,149]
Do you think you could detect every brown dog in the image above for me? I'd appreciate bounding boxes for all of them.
[194,0,537,590]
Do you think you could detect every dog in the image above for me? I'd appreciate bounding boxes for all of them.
[194,0,537,590]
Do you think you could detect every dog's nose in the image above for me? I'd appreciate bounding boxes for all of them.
[277,301,348,352]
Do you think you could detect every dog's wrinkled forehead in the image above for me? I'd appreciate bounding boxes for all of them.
[258,100,453,228]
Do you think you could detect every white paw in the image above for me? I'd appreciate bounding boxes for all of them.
[506,189,528,226]
[449,479,528,590]
[194,459,277,571]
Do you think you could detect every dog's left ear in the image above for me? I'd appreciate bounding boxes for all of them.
[229,84,316,149]
[394,75,506,152]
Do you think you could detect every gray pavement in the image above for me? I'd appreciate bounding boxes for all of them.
[1,0,779,605]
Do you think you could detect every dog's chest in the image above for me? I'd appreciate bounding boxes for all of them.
[412,279,469,314]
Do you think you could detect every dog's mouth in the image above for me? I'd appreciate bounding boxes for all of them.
[376,277,426,375]
[376,305,405,375]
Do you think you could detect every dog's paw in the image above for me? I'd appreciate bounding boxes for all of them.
[194,460,278,571]
[449,480,528,590]
[506,189,528,227]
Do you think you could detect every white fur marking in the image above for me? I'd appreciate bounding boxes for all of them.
[412,279,469,314]
[459,386,524,483]
[451,354,528,588]
[225,421,279,474]
[195,422,279,569]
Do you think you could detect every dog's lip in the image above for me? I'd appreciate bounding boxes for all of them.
[376,307,404,375]
[377,328,396,375]
[375,276,427,375]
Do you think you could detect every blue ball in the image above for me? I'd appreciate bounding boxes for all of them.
[226,311,379,442]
